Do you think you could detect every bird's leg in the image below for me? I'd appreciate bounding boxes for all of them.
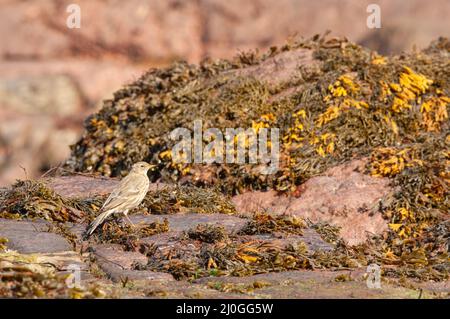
[123,211,135,227]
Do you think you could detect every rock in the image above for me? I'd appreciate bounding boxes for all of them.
[99,266,175,284]
[37,251,87,270]
[0,108,80,186]
[360,17,450,55]
[0,59,143,110]
[140,232,200,261]
[130,213,247,234]
[89,243,148,269]
[140,218,333,262]
[1,0,447,62]
[243,230,334,252]
[143,230,333,259]
[0,0,202,62]
[136,280,251,299]
[33,251,94,282]
[89,243,174,283]
[195,269,435,299]
[231,48,318,86]
[0,218,73,253]
[412,281,450,294]
[46,175,120,198]
[4,171,389,247]
[0,75,80,185]
[132,213,249,260]
[0,217,49,232]
[0,75,82,116]
[0,173,446,298]
[232,160,390,245]
[202,0,450,58]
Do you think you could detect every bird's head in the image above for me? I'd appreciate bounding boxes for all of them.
[131,162,156,174]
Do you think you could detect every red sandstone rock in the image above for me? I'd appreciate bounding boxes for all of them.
[232,160,391,245]
[89,243,174,283]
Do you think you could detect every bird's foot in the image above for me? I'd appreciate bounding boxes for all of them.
[124,214,135,227]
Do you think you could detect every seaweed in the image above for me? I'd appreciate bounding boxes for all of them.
[143,185,236,215]
[334,273,353,282]
[65,34,447,281]
[0,238,7,252]
[199,240,313,277]
[308,220,342,245]
[0,252,105,298]
[0,179,101,223]
[239,212,307,236]
[2,34,447,283]
[185,224,229,243]
[145,258,203,281]
[89,218,169,251]
[65,35,449,203]
[207,280,271,294]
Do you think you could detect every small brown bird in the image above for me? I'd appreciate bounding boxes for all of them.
[85,162,155,237]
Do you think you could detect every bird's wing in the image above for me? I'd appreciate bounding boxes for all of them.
[100,173,147,212]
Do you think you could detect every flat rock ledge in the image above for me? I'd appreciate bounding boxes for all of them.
[1,162,447,298]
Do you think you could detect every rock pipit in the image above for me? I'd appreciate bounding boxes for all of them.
[85,162,155,237]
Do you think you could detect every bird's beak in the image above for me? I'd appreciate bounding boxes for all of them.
[147,164,157,170]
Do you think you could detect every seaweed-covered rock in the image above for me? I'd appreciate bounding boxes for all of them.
[65,35,449,282]
[66,36,448,197]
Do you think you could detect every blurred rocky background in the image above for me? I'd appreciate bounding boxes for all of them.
[0,0,448,186]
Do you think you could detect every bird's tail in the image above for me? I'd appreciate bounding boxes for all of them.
[85,210,114,237]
